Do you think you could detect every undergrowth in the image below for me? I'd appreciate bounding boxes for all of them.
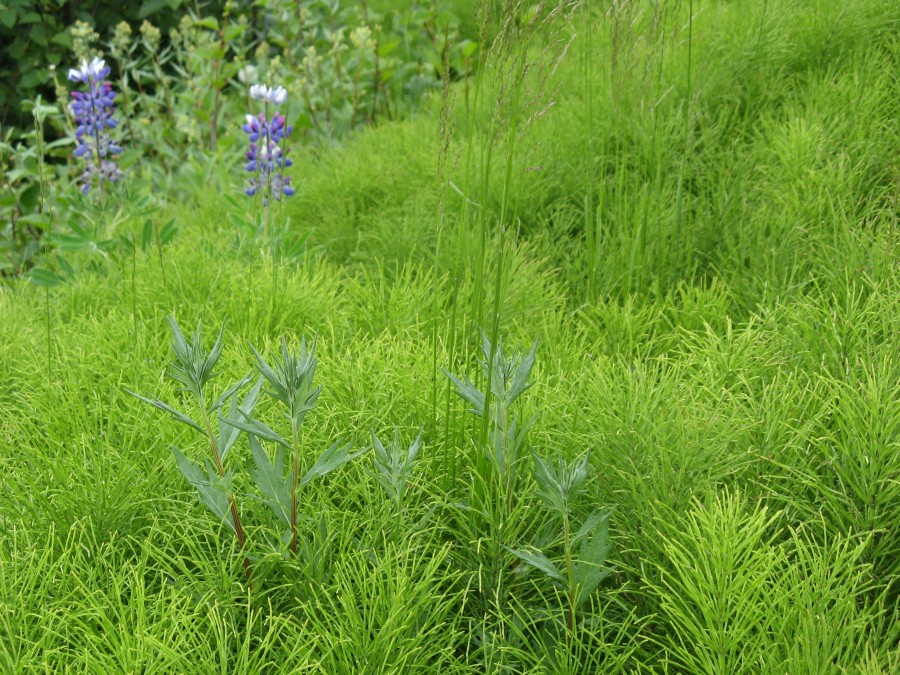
[1,0,898,671]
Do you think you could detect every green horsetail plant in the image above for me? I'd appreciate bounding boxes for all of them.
[509,452,613,634]
[223,336,363,557]
[128,317,258,582]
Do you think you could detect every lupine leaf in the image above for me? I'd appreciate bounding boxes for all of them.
[158,218,178,245]
[26,266,65,288]
[173,448,235,533]
[299,441,362,486]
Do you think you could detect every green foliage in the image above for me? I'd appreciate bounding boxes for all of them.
[230,336,363,556]
[649,491,887,673]
[1,0,898,671]
[511,452,613,633]
[0,0,215,131]
[129,316,255,580]
[249,336,320,425]
[256,0,476,140]
[650,491,787,674]
[531,451,589,517]
[2,1,474,279]
[173,447,236,532]
[445,334,538,498]
[369,428,423,510]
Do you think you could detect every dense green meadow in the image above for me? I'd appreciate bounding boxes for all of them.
[1,0,898,671]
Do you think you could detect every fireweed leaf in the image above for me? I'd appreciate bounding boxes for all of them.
[173,448,235,533]
[299,441,363,486]
[125,390,205,435]
[507,546,565,583]
[249,433,292,528]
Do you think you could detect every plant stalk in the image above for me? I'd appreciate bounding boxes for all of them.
[199,399,252,583]
[290,417,300,555]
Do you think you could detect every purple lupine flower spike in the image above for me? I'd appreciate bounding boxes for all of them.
[241,82,294,204]
[68,57,123,194]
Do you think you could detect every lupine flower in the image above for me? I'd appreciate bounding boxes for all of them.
[68,57,123,194]
[241,82,294,204]
[249,84,287,104]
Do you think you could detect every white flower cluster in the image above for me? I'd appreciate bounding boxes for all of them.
[349,25,374,51]
[249,83,287,104]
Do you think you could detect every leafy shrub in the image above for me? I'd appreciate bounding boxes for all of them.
[0,0,212,132]
[1,0,475,278]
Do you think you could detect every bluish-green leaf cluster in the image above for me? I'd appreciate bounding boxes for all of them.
[133,318,364,563]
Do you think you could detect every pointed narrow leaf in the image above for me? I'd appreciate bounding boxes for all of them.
[572,509,609,545]
[574,562,612,609]
[573,518,612,608]
[508,340,538,406]
[211,372,254,412]
[248,341,282,395]
[173,448,235,533]
[406,429,424,465]
[443,369,486,416]
[507,546,565,583]
[248,434,292,527]
[203,324,226,382]
[299,441,362,486]
[127,390,205,434]
[167,316,190,361]
[221,409,291,448]
[531,451,566,515]
[216,376,262,461]
[569,452,591,494]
